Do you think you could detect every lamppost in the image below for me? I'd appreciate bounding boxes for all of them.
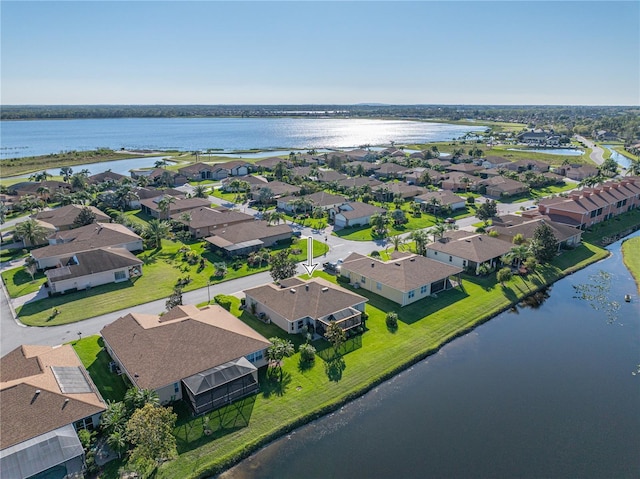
[207,281,211,304]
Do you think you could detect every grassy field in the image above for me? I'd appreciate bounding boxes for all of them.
[70,335,130,403]
[621,236,640,292]
[15,238,326,326]
[154,242,609,479]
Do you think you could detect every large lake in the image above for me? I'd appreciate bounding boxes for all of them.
[0,118,484,159]
[220,234,640,479]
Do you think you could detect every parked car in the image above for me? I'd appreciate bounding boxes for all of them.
[323,261,341,273]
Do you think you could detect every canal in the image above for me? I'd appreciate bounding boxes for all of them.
[220,233,640,479]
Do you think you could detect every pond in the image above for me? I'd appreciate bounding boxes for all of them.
[219,234,640,479]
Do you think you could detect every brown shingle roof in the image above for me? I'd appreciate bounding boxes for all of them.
[0,344,105,449]
[204,220,291,246]
[244,277,367,322]
[341,253,463,292]
[32,205,110,229]
[427,234,513,263]
[101,305,271,390]
[45,247,142,283]
[171,207,253,229]
[30,223,142,260]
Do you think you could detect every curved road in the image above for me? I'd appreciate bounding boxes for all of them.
[575,135,605,165]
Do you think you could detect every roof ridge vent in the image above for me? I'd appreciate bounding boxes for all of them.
[290,288,296,293]
[321,287,329,292]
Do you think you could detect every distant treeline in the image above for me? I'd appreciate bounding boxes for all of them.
[2,104,639,142]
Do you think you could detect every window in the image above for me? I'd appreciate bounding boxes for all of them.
[174,382,180,393]
[463,260,467,267]
[376,282,382,291]
[449,255,453,262]
[297,320,303,328]
[434,251,438,255]
[361,276,366,284]
[408,290,415,299]
[420,285,427,294]
[114,270,126,281]
[246,351,264,363]
[590,210,597,218]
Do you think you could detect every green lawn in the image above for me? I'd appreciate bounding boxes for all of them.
[157,243,609,478]
[0,247,28,263]
[1,266,47,298]
[622,236,640,292]
[70,335,130,403]
[16,238,326,326]
[581,209,640,245]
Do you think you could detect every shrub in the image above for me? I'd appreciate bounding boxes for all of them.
[386,311,398,330]
[214,294,233,311]
[298,343,316,362]
[371,250,381,257]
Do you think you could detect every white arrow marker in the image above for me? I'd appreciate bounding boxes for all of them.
[302,236,318,276]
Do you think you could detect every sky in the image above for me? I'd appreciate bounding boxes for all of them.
[1,1,638,106]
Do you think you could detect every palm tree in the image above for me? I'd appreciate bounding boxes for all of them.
[53,189,73,206]
[268,211,284,225]
[388,234,406,252]
[107,430,128,459]
[157,196,177,220]
[124,387,160,412]
[143,219,171,249]
[193,184,208,198]
[266,337,295,382]
[428,223,447,242]
[15,219,48,246]
[60,167,73,182]
[101,401,128,435]
[626,158,640,176]
[428,197,441,216]
[507,244,529,268]
[410,229,429,256]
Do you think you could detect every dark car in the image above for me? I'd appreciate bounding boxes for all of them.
[323,261,341,273]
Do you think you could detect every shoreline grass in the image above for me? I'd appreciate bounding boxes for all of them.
[155,242,610,479]
[621,236,640,292]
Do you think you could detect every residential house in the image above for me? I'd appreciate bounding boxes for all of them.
[425,231,513,274]
[537,178,640,229]
[315,170,349,184]
[251,181,301,201]
[140,195,211,219]
[101,304,271,414]
[220,175,268,191]
[414,190,467,212]
[490,214,582,250]
[339,252,463,307]
[171,207,254,238]
[344,148,378,162]
[277,192,347,213]
[331,202,387,228]
[440,172,477,192]
[555,164,599,181]
[505,159,550,173]
[45,247,142,295]
[31,205,110,231]
[30,222,143,269]
[88,171,127,185]
[479,176,529,198]
[0,344,106,479]
[179,161,252,181]
[130,168,188,187]
[9,181,72,201]
[342,161,381,177]
[204,220,293,257]
[254,156,289,171]
[244,277,368,336]
[336,176,383,192]
[375,162,409,179]
[481,156,511,169]
[446,163,484,174]
[373,183,425,202]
